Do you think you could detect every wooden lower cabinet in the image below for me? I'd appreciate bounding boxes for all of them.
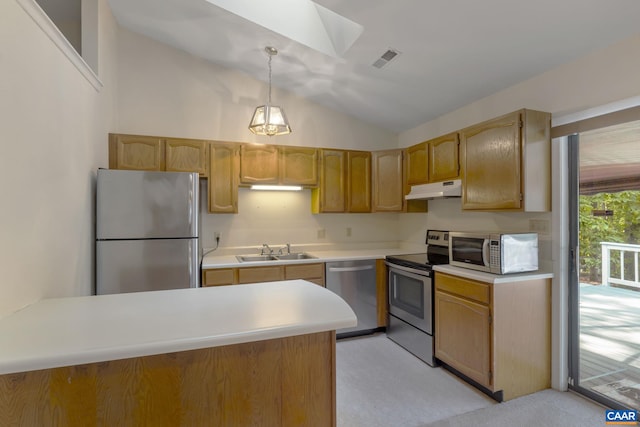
[0,332,337,427]
[434,271,551,401]
[202,263,326,287]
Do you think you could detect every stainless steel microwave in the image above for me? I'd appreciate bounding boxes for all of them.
[449,232,538,274]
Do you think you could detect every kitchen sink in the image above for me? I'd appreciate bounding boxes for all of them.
[235,253,317,262]
[274,253,317,260]
[236,255,278,262]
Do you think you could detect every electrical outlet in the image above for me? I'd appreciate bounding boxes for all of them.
[346,227,352,237]
[214,232,220,240]
[317,229,326,239]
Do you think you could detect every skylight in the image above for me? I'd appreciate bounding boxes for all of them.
[204,0,363,58]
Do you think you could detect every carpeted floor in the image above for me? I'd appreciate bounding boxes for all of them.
[336,334,605,427]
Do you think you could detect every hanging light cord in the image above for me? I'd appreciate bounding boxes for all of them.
[267,52,273,105]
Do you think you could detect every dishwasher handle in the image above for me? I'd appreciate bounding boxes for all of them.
[328,265,374,273]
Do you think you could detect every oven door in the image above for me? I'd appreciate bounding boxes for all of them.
[387,264,431,333]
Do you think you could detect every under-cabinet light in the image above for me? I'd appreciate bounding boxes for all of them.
[250,185,302,191]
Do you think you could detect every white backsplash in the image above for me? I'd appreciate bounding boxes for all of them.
[200,181,552,262]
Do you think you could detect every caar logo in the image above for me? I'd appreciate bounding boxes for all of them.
[606,409,638,425]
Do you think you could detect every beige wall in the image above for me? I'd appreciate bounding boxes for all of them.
[0,0,118,318]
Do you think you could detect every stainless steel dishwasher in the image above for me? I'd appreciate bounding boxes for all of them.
[325,259,378,338]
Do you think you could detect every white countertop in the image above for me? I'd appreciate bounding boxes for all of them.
[201,248,411,269]
[433,264,554,284]
[0,280,356,375]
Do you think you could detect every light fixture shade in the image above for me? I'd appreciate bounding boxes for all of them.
[248,104,292,136]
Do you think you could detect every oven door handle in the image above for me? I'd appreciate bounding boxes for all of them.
[328,265,374,273]
[385,262,430,276]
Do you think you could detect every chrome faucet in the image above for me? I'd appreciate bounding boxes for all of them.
[261,243,273,255]
[278,243,291,255]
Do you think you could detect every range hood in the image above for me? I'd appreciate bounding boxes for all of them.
[405,179,462,200]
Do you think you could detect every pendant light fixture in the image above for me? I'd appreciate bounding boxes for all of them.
[248,46,292,136]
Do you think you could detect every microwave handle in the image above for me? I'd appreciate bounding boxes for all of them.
[482,239,491,267]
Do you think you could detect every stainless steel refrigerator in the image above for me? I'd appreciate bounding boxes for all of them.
[96,169,200,295]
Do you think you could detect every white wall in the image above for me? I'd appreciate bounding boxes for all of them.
[0,0,118,318]
[115,29,396,151]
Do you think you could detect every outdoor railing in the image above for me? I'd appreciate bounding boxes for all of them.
[601,242,640,289]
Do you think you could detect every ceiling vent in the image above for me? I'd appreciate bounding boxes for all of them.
[372,49,400,68]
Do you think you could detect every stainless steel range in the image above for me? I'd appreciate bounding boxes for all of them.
[385,230,449,366]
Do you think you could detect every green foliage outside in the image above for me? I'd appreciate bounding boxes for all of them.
[579,191,640,283]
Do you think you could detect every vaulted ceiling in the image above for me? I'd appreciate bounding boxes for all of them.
[107,0,640,133]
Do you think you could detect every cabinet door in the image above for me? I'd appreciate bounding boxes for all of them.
[165,138,208,176]
[347,151,371,213]
[239,144,279,184]
[312,149,346,213]
[280,146,318,186]
[460,112,522,210]
[208,142,239,213]
[202,268,235,286]
[109,134,164,171]
[237,266,284,284]
[372,149,403,212]
[429,132,460,182]
[435,290,492,388]
[405,142,429,185]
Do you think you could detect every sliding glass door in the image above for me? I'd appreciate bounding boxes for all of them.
[568,120,640,410]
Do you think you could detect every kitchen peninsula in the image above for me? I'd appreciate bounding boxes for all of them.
[0,280,356,426]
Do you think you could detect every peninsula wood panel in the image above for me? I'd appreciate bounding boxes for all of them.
[0,332,336,427]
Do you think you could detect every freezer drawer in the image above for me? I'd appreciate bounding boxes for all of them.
[96,239,199,294]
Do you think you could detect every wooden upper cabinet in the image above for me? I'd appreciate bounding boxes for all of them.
[347,151,372,213]
[208,142,239,213]
[239,144,279,184]
[109,134,164,171]
[165,138,208,177]
[279,146,318,186]
[405,141,429,185]
[312,149,346,213]
[429,132,460,182]
[460,109,550,211]
[372,149,404,212]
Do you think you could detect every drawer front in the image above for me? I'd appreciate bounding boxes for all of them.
[284,263,324,280]
[435,272,490,305]
[237,266,284,284]
[202,268,235,286]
